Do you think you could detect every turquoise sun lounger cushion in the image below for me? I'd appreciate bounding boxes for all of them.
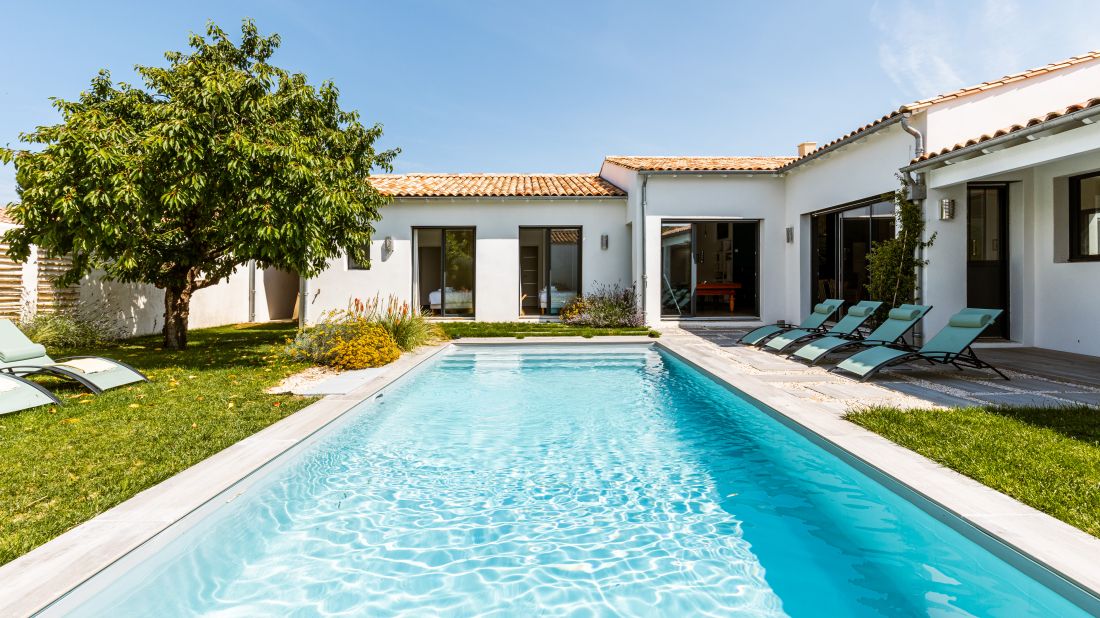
[948,313,991,328]
[791,303,931,365]
[835,345,910,377]
[888,307,922,321]
[0,343,48,363]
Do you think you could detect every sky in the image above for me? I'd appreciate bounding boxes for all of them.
[1,0,1099,203]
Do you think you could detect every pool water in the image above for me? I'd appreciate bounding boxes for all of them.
[75,346,1091,616]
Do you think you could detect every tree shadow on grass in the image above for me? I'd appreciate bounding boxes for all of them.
[986,405,1100,447]
[54,322,302,375]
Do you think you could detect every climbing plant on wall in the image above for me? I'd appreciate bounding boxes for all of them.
[866,176,936,310]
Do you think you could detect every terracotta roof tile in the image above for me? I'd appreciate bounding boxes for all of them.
[602,156,794,172]
[902,51,1100,112]
[781,112,904,167]
[0,209,15,225]
[367,174,625,198]
[913,96,1100,163]
[786,50,1100,168]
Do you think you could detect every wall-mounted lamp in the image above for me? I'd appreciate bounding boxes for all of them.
[600,234,609,250]
[785,226,794,243]
[383,236,394,252]
[939,198,956,221]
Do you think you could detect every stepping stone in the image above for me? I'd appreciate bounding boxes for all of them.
[809,381,895,401]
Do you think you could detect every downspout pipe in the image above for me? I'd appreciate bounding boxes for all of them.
[639,173,649,321]
[899,112,927,201]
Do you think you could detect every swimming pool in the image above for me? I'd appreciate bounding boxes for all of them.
[58,345,1095,615]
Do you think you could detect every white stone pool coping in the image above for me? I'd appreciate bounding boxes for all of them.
[1,336,1097,615]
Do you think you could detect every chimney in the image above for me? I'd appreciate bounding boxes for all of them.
[797,142,818,157]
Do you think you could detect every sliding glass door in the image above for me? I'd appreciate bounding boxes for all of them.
[519,227,581,316]
[811,198,895,306]
[415,227,475,317]
[660,221,759,318]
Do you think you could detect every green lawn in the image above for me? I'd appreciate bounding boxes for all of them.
[0,322,316,565]
[847,405,1100,537]
[440,321,656,338]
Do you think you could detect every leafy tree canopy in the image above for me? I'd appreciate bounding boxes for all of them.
[1,20,398,348]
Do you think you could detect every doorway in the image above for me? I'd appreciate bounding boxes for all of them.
[660,221,759,318]
[414,227,476,317]
[810,197,896,306]
[967,185,1009,339]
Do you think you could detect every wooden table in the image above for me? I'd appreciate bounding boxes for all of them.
[695,282,742,312]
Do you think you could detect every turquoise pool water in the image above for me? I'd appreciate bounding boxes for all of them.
[74,346,1092,616]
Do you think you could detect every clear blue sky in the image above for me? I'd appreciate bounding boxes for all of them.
[2,0,1098,202]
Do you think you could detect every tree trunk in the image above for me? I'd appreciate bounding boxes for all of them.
[163,284,193,350]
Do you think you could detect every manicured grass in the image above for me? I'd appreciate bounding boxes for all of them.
[440,321,656,339]
[847,405,1100,537]
[0,322,316,565]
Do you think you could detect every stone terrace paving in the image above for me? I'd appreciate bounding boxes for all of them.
[662,326,1100,411]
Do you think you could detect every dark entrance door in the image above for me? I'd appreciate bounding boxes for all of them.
[967,185,1009,339]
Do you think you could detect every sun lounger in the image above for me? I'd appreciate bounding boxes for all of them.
[738,299,844,346]
[833,308,1006,381]
[0,319,147,394]
[0,372,60,414]
[789,304,932,365]
[763,300,882,353]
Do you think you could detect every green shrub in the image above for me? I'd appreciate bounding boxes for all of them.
[18,310,116,349]
[286,310,401,369]
[356,295,441,351]
[560,284,643,328]
[329,323,401,369]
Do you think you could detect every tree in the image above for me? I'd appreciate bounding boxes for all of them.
[0,20,398,349]
[866,177,936,311]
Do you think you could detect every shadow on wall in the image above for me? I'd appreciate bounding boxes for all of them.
[78,276,162,337]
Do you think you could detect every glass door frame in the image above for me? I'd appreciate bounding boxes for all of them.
[412,226,477,318]
[659,219,760,319]
[809,194,897,307]
[517,226,583,317]
[966,183,1010,339]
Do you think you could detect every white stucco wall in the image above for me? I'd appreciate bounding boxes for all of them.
[79,268,254,337]
[306,197,631,324]
[923,59,1100,153]
[783,123,917,322]
[637,173,786,326]
[923,124,1100,356]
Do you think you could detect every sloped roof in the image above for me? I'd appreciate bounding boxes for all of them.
[786,50,1100,168]
[368,173,625,198]
[903,51,1100,112]
[603,156,794,172]
[913,96,1100,164]
[0,209,15,225]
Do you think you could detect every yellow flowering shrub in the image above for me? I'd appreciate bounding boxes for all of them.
[328,322,401,369]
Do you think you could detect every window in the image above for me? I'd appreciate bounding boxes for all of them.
[347,247,369,270]
[1070,171,1100,260]
[810,197,896,306]
[414,228,476,316]
[519,227,581,316]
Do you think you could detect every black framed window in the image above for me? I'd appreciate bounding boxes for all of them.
[1070,171,1100,261]
[810,196,896,306]
[414,227,476,317]
[519,227,581,316]
[347,247,369,270]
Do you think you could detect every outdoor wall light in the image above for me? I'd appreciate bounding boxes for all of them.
[785,226,794,243]
[383,236,394,252]
[939,198,956,221]
[601,234,609,250]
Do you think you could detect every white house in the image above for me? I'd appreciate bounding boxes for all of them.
[5,50,1099,359]
[305,50,1100,358]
